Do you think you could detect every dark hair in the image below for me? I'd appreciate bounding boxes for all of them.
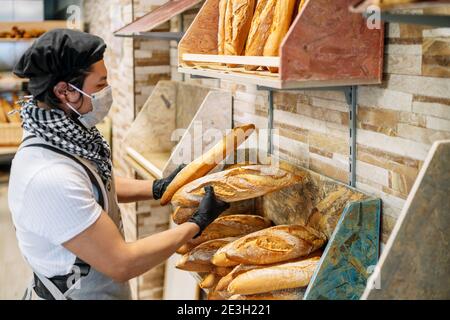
[34,66,93,109]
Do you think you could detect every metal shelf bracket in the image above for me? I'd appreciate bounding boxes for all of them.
[260,85,358,188]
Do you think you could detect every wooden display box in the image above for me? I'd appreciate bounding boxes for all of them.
[186,150,381,300]
[178,0,385,89]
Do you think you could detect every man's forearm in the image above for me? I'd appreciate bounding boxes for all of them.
[121,222,200,281]
[115,176,154,203]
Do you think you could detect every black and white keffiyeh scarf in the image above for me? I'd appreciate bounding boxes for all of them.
[19,99,112,184]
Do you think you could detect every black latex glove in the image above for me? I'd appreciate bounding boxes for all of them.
[152,164,186,200]
[188,186,230,238]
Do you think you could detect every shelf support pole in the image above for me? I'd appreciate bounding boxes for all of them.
[268,90,274,155]
[345,86,358,188]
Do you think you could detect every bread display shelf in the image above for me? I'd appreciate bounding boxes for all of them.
[350,0,450,12]
[185,151,381,300]
[114,0,203,39]
[178,0,385,89]
[0,20,70,34]
[350,0,450,27]
[123,80,232,179]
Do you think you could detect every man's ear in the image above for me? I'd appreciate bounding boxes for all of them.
[53,82,69,104]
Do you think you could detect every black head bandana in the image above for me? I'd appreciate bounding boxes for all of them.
[13,28,106,97]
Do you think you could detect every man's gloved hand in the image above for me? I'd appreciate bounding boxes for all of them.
[188,186,230,238]
[152,164,186,200]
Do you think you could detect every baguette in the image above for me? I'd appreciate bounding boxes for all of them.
[172,199,257,225]
[228,256,320,295]
[208,290,233,300]
[171,165,302,208]
[229,288,306,300]
[224,0,256,66]
[212,225,325,266]
[172,207,197,225]
[214,266,234,277]
[176,215,272,254]
[218,0,228,55]
[200,273,221,289]
[263,0,298,73]
[176,237,237,272]
[160,124,255,205]
[216,264,263,291]
[244,0,276,71]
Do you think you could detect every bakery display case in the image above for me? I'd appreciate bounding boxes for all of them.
[178,0,385,89]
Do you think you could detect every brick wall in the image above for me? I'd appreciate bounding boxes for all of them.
[172,7,450,245]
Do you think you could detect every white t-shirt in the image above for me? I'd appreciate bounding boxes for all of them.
[8,133,103,277]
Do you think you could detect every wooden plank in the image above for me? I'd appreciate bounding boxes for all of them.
[362,140,450,299]
[281,0,385,83]
[114,0,203,36]
[0,21,72,33]
[124,155,156,181]
[179,66,382,89]
[178,0,220,62]
[126,147,170,179]
[182,54,280,67]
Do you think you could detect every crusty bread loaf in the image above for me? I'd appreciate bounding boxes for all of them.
[176,237,237,272]
[228,256,320,295]
[224,0,256,66]
[161,124,255,205]
[172,207,197,225]
[212,225,325,266]
[216,264,263,291]
[228,288,306,300]
[208,290,233,300]
[200,273,221,289]
[214,266,234,277]
[263,0,298,73]
[244,0,276,71]
[218,0,228,55]
[172,199,258,225]
[176,215,272,254]
[172,165,303,208]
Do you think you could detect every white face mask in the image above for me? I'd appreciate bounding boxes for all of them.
[66,83,113,129]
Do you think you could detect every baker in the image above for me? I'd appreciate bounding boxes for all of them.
[8,29,230,300]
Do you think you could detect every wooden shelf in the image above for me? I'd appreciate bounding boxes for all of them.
[178,0,385,90]
[350,0,450,27]
[0,20,70,33]
[114,0,203,37]
[0,38,37,42]
[350,0,450,12]
[126,147,171,179]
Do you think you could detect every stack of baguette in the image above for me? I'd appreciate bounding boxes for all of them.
[175,219,326,300]
[218,0,308,73]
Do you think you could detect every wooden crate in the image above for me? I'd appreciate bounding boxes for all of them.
[178,0,385,89]
[189,151,382,300]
